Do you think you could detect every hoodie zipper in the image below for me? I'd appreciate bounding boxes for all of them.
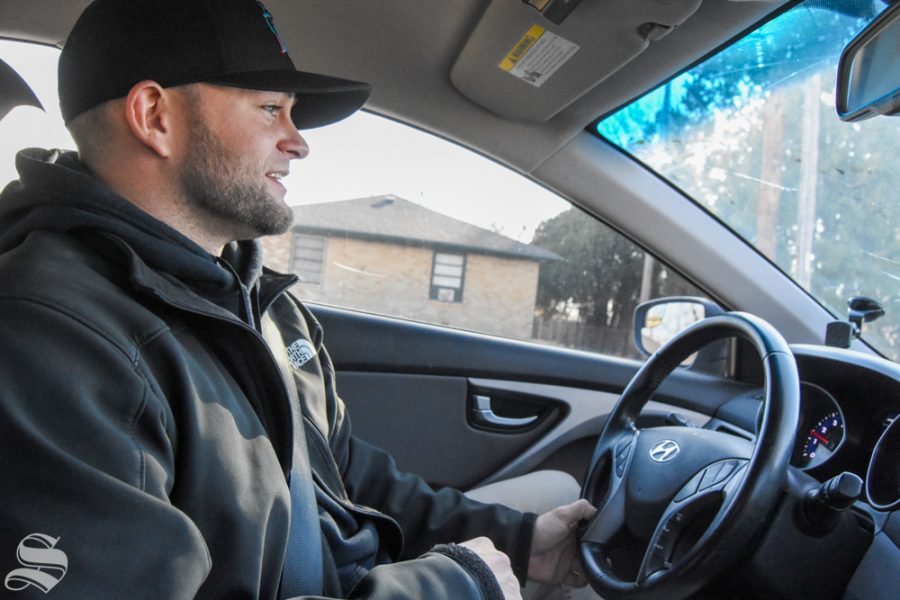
[140,283,300,477]
[141,278,398,534]
[304,415,404,561]
[303,414,402,523]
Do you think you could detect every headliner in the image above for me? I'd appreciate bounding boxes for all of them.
[0,0,788,174]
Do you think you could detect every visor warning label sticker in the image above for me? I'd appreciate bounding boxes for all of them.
[499,24,579,88]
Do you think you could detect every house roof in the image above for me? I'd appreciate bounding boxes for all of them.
[291,195,559,262]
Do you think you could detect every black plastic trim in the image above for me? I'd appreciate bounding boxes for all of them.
[309,304,751,416]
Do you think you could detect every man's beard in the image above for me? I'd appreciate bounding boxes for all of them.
[176,117,294,239]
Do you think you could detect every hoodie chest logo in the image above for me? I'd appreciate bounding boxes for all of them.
[286,338,317,369]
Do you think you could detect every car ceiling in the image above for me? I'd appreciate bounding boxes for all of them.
[2,0,789,174]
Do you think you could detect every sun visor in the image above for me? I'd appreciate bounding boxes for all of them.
[450,0,703,122]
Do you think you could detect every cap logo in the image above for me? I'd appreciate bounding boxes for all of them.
[257,1,287,54]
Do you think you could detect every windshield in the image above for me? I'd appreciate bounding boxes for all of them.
[595,0,899,362]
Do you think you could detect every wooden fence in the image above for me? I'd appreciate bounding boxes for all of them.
[531,317,640,359]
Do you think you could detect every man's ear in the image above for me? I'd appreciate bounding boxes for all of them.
[123,80,178,158]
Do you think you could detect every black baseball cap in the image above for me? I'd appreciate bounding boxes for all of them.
[58,0,371,129]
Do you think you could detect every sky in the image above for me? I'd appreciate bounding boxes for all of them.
[0,41,568,244]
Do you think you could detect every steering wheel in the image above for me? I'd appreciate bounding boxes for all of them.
[578,312,800,600]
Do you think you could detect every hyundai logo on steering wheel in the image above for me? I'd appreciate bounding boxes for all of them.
[650,440,680,462]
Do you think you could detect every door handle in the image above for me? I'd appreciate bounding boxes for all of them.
[471,395,539,429]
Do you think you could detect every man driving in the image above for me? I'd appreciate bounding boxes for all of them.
[0,0,596,598]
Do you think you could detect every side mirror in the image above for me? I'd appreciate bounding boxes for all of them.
[634,297,727,373]
[836,2,900,122]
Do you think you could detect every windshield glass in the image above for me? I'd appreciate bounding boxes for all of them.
[595,0,899,362]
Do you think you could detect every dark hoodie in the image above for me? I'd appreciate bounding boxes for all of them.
[0,148,259,315]
[0,149,535,599]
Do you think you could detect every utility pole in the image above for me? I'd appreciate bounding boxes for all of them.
[797,73,821,289]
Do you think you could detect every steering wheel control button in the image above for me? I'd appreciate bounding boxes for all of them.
[649,439,680,462]
[646,543,670,574]
[673,472,703,502]
[698,462,724,491]
[614,438,633,477]
[641,512,688,579]
[644,539,672,576]
[713,460,740,485]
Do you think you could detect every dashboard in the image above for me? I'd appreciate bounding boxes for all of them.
[704,343,900,599]
[792,345,900,512]
[709,344,900,511]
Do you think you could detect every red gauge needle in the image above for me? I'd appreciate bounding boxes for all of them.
[810,430,829,444]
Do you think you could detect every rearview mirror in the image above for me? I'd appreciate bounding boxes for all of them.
[836,2,900,122]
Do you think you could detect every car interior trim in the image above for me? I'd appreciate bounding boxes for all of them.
[468,377,710,487]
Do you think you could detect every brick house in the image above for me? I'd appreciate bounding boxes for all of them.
[261,195,559,339]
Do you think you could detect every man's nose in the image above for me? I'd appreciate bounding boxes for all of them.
[279,119,310,159]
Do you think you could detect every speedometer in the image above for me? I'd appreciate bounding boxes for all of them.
[791,383,846,470]
[799,411,844,468]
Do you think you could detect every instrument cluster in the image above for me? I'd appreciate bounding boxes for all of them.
[790,381,900,510]
[791,383,846,470]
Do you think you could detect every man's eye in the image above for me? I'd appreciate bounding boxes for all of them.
[263,105,283,116]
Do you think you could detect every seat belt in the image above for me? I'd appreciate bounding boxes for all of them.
[261,317,324,598]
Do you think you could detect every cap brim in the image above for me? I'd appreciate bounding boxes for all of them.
[204,69,371,129]
[0,58,44,121]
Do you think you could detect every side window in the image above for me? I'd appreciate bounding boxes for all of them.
[0,43,73,188]
[291,234,326,286]
[270,112,709,360]
[0,42,709,361]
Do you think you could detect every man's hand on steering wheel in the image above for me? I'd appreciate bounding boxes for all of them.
[527,499,597,588]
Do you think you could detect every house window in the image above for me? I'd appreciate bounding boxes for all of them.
[430,252,466,302]
[292,234,326,285]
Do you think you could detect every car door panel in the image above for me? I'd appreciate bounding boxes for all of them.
[337,372,561,489]
[310,304,754,489]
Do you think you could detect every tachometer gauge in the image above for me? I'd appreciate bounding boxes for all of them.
[791,383,847,470]
[800,411,844,468]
